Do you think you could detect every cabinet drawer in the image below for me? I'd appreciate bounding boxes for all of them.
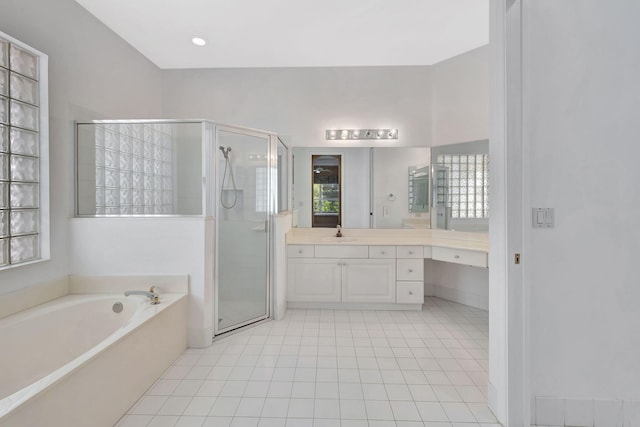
[396,282,424,304]
[315,245,368,259]
[288,245,315,258]
[396,259,424,281]
[397,245,423,258]
[369,245,396,259]
[432,247,488,268]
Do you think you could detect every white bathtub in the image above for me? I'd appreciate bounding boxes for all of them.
[0,292,187,427]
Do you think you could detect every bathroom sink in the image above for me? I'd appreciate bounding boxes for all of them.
[319,236,358,243]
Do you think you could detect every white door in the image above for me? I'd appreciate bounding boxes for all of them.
[287,258,342,302]
[342,259,396,303]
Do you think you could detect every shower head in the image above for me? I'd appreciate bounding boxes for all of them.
[219,146,232,159]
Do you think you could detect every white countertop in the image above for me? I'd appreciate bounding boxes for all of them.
[286,228,489,253]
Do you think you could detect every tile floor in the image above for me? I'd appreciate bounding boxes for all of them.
[116,297,499,427]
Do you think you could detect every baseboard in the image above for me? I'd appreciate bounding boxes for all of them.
[287,301,423,311]
[487,382,502,423]
[534,396,633,427]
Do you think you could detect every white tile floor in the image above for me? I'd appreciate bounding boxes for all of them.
[116,298,499,427]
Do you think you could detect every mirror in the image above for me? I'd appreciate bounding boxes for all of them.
[292,147,430,228]
[408,165,429,213]
[292,140,488,231]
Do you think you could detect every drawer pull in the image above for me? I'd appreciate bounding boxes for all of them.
[408,269,413,273]
[409,291,413,295]
[381,251,386,254]
[298,250,303,254]
[409,251,414,255]
[454,255,460,259]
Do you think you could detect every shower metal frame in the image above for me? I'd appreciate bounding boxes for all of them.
[213,124,279,336]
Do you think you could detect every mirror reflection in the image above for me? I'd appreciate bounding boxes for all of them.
[408,165,429,213]
[311,154,341,228]
[430,139,489,232]
[291,140,488,232]
[292,147,430,229]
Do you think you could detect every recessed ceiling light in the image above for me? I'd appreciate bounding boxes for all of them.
[191,37,206,46]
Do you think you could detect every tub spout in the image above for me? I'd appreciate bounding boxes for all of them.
[124,286,159,305]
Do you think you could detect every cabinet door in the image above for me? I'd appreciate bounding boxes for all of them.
[342,259,396,303]
[287,258,342,302]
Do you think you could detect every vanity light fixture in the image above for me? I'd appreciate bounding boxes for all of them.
[325,128,399,141]
[191,37,207,46]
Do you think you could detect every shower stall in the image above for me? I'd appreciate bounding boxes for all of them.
[75,120,287,338]
[215,125,278,333]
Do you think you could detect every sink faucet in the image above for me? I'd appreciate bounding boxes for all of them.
[336,224,343,238]
[125,286,159,305]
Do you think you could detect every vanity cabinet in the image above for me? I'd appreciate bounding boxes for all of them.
[342,259,396,302]
[287,243,424,307]
[287,258,342,302]
[288,257,396,303]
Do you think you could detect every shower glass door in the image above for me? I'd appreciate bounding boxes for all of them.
[215,126,271,334]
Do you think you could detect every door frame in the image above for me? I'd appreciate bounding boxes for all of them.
[488,0,529,425]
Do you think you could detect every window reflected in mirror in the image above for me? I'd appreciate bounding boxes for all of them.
[311,154,341,228]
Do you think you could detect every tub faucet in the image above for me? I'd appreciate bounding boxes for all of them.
[336,225,343,238]
[124,286,159,305]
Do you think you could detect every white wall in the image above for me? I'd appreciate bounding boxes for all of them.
[372,148,430,228]
[161,66,433,148]
[431,45,490,146]
[524,0,640,408]
[0,0,162,294]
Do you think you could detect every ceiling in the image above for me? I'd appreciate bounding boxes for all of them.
[74,0,489,69]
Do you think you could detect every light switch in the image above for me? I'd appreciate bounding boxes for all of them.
[383,206,390,217]
[532,208,554,228]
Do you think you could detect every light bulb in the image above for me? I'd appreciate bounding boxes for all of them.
[352,130,360,139]
[341,130,349,139]
[328,130,337,139]
[191,37,206,46]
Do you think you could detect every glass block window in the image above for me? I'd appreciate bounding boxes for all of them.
[0,35,44,267]
[436,154,489,219]
[255,166,268,213]
[93,123,175,215]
